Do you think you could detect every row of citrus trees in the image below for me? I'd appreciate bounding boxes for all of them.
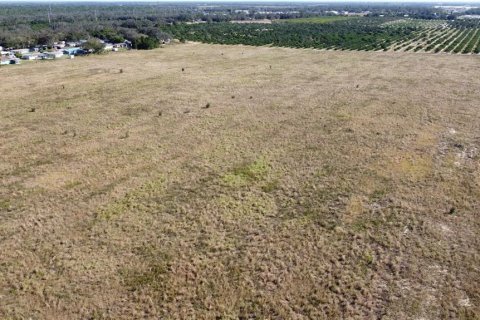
[165,17,480,54]
[165,17,418,52]
[391,19,480,54]
[407,27,480,54]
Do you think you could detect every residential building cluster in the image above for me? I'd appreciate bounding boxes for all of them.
[0,39,131,66]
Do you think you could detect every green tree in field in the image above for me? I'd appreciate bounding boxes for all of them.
[83,39,104,54]
[133,36,159,50]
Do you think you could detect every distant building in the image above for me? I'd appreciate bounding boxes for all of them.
[0,56,11,65]
[458,15,480,19]
[11,48,30,55]
[435,5,478,14]
[103,43,114,51]
[63,47,84,56]
[113,42,128,49]
[345,11,370,16]
[44,51,64,59]
[54,41,66,49]
[1,57,20,65]
[21,53,40,60]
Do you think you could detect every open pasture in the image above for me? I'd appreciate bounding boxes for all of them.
[1,42,479,319]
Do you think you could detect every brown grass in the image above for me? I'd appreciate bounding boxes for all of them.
[0,43,479,319]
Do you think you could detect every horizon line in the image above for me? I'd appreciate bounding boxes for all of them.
[1,0,480,3]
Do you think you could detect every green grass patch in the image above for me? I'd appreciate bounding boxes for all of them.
[0,199,11,210]
[279,16,359,24]
[95,177,164,220]
[261,179,280,193]
[121,251,172,292]
[64,180,82,189]
[222,157,271,187]
[216,192,277,220]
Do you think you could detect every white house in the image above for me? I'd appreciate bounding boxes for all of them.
[113,42,128,49]
[21,53,39,60]
[44,51,64,59]
[103,43,114,51]
[1,56,11,65]
[11,48,30,55]
[1,57,20,65]
[54,41,66,49]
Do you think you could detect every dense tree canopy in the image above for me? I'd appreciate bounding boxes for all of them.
[165,18,418,51]
[133,36,159,50]
[0,3,460,49]
[82,38,104,54]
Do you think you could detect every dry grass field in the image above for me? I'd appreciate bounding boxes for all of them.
[1,43,479,319]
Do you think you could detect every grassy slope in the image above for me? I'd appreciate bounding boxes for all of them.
[0,43,479,319]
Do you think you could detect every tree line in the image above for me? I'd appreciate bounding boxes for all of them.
[165,18,418,51]
[0,3,456,49]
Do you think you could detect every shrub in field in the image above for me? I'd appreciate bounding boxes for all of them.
[83,39,104,54]
[133,36,159,50]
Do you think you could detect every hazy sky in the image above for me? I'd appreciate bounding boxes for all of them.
[1,0,479,3]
